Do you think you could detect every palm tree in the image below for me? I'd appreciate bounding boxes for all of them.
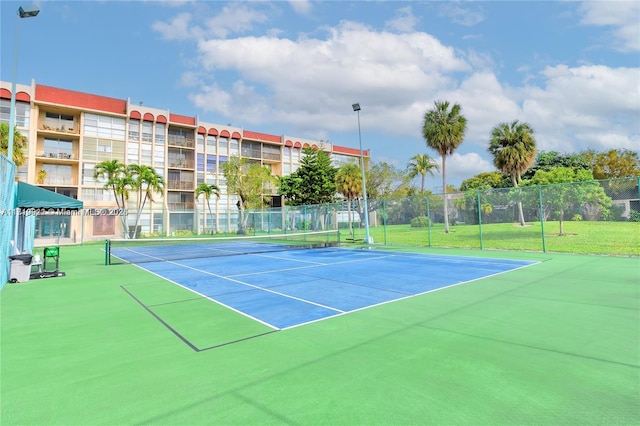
[94,159,130,236]
[406,154,440,192]
[128,164,165,238]
[335,163,362,238]
[422,101,467,233]
[488,120,537,226]
[0,122,28,167]
[196,182,220,234]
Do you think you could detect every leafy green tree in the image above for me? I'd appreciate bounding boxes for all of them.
[196,182,220,233]
[522,151,590,180]
[526,167,611,235]
[0,122,28,167]
[583,149,640,179]
[457,172,506,225]
[406,154,439,192]
[459,171,506,192]
[280,147,337,206]
[422,100,467,233]
[335,163,362,237]
[127,164,165,238]
[221,156,277,234]
[488,120,537,226]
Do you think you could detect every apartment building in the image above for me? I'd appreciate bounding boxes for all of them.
[1,80,368,244]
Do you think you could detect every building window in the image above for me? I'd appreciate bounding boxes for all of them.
[82,163,97,186]
[44,112,75,132]
[230,139,239,156]
[153,145,164,167]
[241,141,261,159]
[218,137,229,155]
[83,137,125,162]
[142,121,153,142]
[197,134,204,152]
[127,142,139,163]
[42,164,72,186]
[43,138,73,158]
[263,144,281,161]
[0,99,30,128]
[84,113,126,140]
[168,128,195,148]
[206,136,216,153]
[154,123,165,144]
[129,119,140,141]
[141,144,152,165]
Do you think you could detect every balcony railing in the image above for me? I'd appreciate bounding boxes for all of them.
[167,202,195,210]
[39,151,74,160]
[168,160,195,169]
[167,136,195,148]
[167,181,194,190]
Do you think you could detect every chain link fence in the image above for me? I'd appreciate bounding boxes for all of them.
[1,154,16,287]
[23,176,640,259]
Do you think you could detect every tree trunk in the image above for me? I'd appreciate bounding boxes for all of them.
[206,199,214,234]
[512,175,526,226]
[442,157,449,233]
[347,198,353,238]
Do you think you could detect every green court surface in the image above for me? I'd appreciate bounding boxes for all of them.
[1,244,638,425]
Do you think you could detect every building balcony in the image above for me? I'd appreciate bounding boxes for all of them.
[168,160,194,169]
[37,151,76,161]
[38,125,80,137]
[167,202,195,210]
[167,181,194,190]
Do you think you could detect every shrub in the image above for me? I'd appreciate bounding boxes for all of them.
[410,216,430,227]
[571,214,582,221]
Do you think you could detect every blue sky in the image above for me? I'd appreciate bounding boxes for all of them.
[2,0,638,190]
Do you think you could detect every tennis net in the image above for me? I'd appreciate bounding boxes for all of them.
[106,230,341,265]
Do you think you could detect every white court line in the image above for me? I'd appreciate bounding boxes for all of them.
[228,252,397,278]
[165,260,346,315]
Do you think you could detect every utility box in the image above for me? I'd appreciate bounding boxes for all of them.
[8,254,33,283]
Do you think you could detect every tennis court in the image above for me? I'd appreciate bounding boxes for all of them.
[1,241,638,425]
[111,236,536,349]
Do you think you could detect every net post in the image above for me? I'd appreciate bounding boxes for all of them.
[477,190,483,250]
[104,239,110,266]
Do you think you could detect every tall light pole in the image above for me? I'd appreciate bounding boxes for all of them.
[7,6,40,163]
[352,103,372,244]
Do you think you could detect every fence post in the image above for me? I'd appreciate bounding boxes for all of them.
[477,190,483,250]
[426,194,431,247]
[538,186,547,253]
[382,198,387,245]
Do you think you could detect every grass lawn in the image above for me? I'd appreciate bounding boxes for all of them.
[350,221,640,256]
[1,243,638,425]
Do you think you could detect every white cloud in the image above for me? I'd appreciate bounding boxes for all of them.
[385,6,418,33]
[153,3,269,40]
[152,12,198,41]
[204,3,269,39]
[438,2,485,27]
[158,4,638,187]
[289,0,312,16]
[433,152,495,189]
[579,1,640,52]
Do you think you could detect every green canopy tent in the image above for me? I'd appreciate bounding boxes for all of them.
[13,182,83,253]
[16,181,83,210]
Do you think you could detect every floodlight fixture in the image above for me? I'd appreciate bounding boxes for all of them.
[352,103,361,112]
[18,6,40,18]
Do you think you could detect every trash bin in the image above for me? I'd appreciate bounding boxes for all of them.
[8,254,33,283]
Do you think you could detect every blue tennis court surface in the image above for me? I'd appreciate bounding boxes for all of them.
[120,247,536,329]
